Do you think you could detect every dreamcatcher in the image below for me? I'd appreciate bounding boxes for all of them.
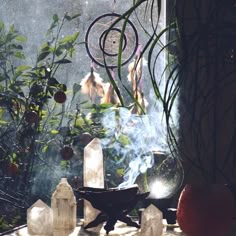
[85,12,139,68]
[81,1,147,113]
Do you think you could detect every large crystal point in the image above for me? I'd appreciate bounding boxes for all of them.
[83,138,104,228]
[51,178,77,230]
[27,199,53,235]
[141,204,163,236]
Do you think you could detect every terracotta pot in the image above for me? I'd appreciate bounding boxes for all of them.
[177,184,235,236]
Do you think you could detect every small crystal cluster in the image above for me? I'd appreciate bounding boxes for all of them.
[27,199,53,235]
[141,204,163,236]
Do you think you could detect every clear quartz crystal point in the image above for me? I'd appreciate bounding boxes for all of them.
[51,178,77,230]
[83,138,104,228]
[27,199,53,235]
[141,204,163,236]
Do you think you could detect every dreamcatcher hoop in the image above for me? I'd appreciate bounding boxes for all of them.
[85,13,139,69]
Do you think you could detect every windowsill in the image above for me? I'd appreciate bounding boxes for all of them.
[5,219,236,236]
[4,220,183,236]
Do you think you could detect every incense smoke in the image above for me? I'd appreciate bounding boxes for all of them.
[101,105,170,189]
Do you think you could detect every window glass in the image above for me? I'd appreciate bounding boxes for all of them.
[0,0,175,201]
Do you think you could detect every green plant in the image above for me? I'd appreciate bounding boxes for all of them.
[98,0,236,186]
[0,13,142,225]
[164,1,236,184]
[0,217,9,231]
[0,13,109,214]
[136,1,236,184]
[0,212,24,233]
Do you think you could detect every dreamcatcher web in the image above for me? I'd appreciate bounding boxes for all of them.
[85,13,139,68]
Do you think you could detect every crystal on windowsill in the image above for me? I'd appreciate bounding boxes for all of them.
[51,178,77,231]
[27,199,53,235]
[141,204,163,236]
[83,138,104,231]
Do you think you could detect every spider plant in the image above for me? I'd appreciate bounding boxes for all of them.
[168,0,236,184]
[105,0,236,184]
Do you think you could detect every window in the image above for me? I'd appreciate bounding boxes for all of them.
[0,0,181,218]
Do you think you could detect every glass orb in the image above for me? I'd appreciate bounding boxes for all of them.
[136,151,184,199]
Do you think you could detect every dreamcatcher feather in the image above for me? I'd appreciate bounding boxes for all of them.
[130,90,148,115]
[127,55,148,114]
[101,82,120,105]
[80,67,105,103]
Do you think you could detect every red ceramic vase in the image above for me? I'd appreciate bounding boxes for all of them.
[177,184,235,236]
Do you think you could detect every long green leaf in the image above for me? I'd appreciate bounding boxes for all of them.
[37,51,50,62]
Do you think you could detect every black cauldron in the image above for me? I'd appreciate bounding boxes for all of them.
[75,186,149,235]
